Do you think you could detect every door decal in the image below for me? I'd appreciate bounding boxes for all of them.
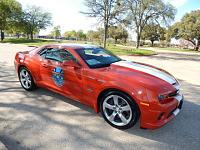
[52,67,64,87]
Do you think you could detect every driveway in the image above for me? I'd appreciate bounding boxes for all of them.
[0,43,200,150]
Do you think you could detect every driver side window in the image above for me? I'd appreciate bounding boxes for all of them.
[45,48,61,62]
[38,47,77,63]
[59,49,76,62]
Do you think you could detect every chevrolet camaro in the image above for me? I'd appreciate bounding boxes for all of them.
[14,44,183,129]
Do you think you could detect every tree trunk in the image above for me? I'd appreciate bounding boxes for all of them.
[1,30,4,41]
[124,38,127,44]
[115,38,117,44]
[195,45,199,51]
[195,39,200,51]
[27,33,29,39]
[17,34,20,38]
[151,40,154,47]
[103,24,108,48]
[136,34,141,49]
[30,31,33,40]
[187,39,198,51]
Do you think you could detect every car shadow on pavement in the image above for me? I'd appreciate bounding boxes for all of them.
[125,79,200,149]
[0,134,27,150]
[0,62,200,149]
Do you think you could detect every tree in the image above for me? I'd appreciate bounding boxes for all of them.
[125,0,176,48]
[87,30,101,42]
[171,10,200,51]
[6,11,29,38]
[0,0,22,41]
[50,26,61,39]
[82,0,125,48]
[141,24,166,46]
[63,30,89,41]
[22,6,52,40]
[76,30,86,40]
[64,30,77,39]
[109,25,128,44]
[165,27,174,42]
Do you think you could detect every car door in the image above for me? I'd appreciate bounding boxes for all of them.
[39,47,64,92]
[59,49,83,101]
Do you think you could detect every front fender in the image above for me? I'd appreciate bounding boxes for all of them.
[92,80,149,113]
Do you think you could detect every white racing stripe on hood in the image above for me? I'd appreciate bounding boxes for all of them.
[113,61,176,84]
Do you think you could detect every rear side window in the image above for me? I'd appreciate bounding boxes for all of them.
[38,48,49,58]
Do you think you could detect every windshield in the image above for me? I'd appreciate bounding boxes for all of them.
[76,47,121,68]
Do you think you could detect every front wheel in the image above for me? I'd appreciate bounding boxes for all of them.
[19,67,36,91]
[100,91,140,130]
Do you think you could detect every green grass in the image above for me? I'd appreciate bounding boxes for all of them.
[0,38,92,46]
[107,45,156,56]
[1,38,59,46]
[1,38,156,56]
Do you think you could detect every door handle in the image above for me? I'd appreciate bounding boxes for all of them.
[42,63,48,68]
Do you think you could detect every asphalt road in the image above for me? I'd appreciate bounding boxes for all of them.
[0,43,200,150]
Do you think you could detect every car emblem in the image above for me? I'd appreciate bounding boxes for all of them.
[52,67,64,87]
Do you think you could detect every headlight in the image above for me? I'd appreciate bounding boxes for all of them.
[158,94,169,101]
[158,94,172,104]
[158,90,179,104]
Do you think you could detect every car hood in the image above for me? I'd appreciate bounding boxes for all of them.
[101,60,179,93]
[111,60,176,85]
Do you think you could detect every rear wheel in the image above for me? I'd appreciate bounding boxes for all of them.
[19,67,36,91]
[100,91,139,130]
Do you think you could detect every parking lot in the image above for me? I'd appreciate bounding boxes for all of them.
[0,43,200,150]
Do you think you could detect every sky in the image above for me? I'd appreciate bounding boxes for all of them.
[17,0,200,36]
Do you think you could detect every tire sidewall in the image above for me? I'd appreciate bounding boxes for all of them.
[100,90,140,130]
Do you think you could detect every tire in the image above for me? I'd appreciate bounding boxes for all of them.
[18,67,36,91]
[100,90,140,130]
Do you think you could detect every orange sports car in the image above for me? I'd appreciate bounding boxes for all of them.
[14,44,183,129]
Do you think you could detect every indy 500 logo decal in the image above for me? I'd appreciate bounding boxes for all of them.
[52,67,64,87]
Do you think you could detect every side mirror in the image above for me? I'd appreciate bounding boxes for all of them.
[62,60,81,68]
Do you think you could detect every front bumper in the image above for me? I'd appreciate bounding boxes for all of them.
[140,93,183,129]
[172,94,183,116]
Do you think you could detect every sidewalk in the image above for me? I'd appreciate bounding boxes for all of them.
[115,44,200,56]
[143,47,200,55]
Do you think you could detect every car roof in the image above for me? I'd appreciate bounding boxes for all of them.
[47,43,101,50]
